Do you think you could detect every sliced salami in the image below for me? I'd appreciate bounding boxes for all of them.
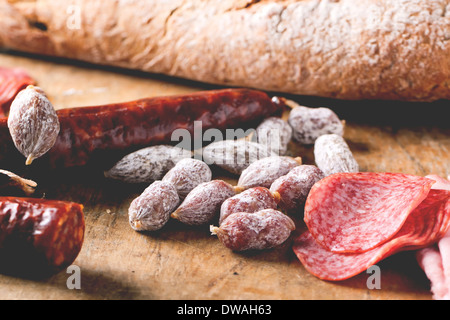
[304,172,435,253]
[417,174,450,300]
[426,174,450,191]
[294,189,450,281]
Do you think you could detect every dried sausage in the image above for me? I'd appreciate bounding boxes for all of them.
[0,67,35,118]
[269,165,324,215]
[171,180,237,225]
[211,209,295,251]
[0,88,283,169]
[237,156,302,190]
[219,187,280,225]
[0,197,85,277]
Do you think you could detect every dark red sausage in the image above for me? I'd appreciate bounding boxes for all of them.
[0,88,283,168]
[0,197,85,277]
[0,67,35,117]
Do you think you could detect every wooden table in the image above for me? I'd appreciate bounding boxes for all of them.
[0,51,449,300]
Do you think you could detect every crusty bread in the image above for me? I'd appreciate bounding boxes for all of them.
[0,0,449,101]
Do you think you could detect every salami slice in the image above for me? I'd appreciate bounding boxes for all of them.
[294,189,450,281]
[0,67,35,117]
[417,175,450,300]
[426,174,450,191]
[304,172,435,253]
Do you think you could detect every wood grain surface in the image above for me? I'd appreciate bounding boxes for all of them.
[0,51,449,300]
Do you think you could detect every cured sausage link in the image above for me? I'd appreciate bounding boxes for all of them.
[0,197,85,277]
[0,67,35,118]
[0,88,284,168]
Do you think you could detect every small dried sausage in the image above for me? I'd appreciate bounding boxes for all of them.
[211,209,296,251]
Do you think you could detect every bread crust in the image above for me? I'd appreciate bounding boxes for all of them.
[1,0,449,101]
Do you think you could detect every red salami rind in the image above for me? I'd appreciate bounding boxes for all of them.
[0,88,283,168]
[294,189,450,281]
[0,197,85,277]
[304,172,435,253]
[0,67,35,117]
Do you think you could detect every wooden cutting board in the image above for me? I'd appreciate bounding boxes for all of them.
[0,51,449,300]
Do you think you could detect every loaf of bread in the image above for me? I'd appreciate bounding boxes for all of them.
[0,0,449,101]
